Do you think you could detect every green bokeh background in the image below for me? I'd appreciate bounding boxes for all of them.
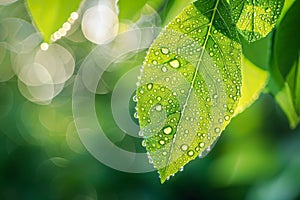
[1,0,300,199]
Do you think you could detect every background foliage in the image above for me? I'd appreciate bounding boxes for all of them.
[0,0,300,199]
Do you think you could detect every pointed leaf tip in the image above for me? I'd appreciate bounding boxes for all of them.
[26,0,82,42]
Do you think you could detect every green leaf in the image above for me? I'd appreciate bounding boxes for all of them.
[229,0,284,42]
[268,58,300,128]
[278,0,296,23]
[26,0,82,43]
[234,55,268,116]
[274,0,300,78]
[286,54,300,116]
[136,0,242,183]
[269,0,300,128]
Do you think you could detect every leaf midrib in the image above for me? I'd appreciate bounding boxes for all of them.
[162,0,221,176]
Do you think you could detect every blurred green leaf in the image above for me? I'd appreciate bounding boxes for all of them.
[269,57,300,128]
[229,0,284,42]
[137,0,241,183]
[269,0,300,128]
[274,0,300,78]
[278,0,296,22]
[234,55,268,116]
[26,0,82,43]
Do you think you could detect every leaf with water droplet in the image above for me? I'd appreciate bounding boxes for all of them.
[136,0,242,183]
[229,0,284,42]
[26,0,82,43]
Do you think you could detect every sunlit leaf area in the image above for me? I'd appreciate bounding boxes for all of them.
[0,0,300,199]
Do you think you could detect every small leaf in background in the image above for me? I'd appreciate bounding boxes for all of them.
[26,0,82,43]
[234,55,268,116]
[136,0,242,183]
[230,0,284,42]
[269,0,300,128]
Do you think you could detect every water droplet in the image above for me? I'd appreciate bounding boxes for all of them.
[152,60,158,65]
[181,144,188,151]
[265,7,271,13]
[163,126,172,135]
[161,48,169,55]
[215,127,220,133]
[169,59,180,68]
[132,95,137,102]
[40,42,49,51]
[161,66,168,72]
[134,112,138,119]
[179,166,184,172]
[70,12,79,20]
[157,96,162,101]
[187,150,194,156]
[209,52,214,56]
[138,131,143,136]
[147,83,153,90]
[162,151,167,156]
[159,140,165,145]
[155,104,162,111]
[199,142,205,148]
[224,115,230,121]
[142,140,146,147]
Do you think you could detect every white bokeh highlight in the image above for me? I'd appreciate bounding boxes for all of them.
[82,5,119,45]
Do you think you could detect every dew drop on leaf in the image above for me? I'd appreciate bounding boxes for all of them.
[169,59,180,68]
[161,48,169,55]
[181,144,188,151]
[163,126,173,135]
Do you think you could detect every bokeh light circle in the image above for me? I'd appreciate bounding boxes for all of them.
[72,27,161,173]
[82,5,119,45]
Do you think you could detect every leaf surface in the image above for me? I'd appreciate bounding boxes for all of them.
[269,0,300,128]
[234,55,268,116]
[26,0,82,43]
[136,0,242,183]
[229,0,284,42]
[274,0,300,78]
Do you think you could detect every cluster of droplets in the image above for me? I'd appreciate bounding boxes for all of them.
[234,0,284,42]
[49,12,79,45]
